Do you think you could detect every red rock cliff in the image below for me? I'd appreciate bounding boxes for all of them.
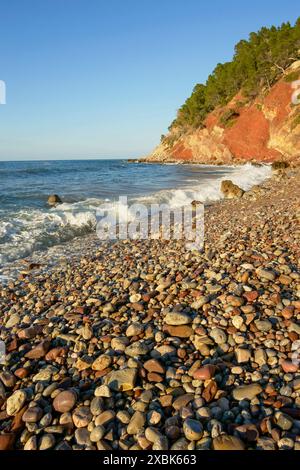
[146,62,300,165]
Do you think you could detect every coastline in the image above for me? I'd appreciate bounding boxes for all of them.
[130,158,300,167]
[0,166,299,450]
[0,162,271,281]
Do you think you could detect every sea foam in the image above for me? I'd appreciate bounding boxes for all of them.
[0,163,271,267]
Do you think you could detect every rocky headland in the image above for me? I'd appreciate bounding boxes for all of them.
[144,61,300,166]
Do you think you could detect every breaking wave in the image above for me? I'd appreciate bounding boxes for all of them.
[0,163,271,267]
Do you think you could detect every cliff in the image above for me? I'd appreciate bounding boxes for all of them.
[146,61,300,165]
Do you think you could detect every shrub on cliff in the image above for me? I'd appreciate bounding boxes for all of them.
[219,109,240,128]
[170,17,300,131]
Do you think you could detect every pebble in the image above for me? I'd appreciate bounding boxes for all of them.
[193,365,216,380]
[254,349,267,366]
[125,341,149,357]
[126,323,144,337]
[105,368,137,391]
[275,412,294,431]
[127,411,146,435]
[256,437,276,451]
[94,385,112,398]
[0,371,16,388]
[24,435,37,451]
[90,397,104,415]
[277,438,294,450]
[92,354,112,371]
[281,360,298,373]
[210,328,227,344]
[90,425,105,442]
[232,316,244,330]
[255,320,272,332]
[232,384,263,401]
[213,435,245,450]
[164,311,192,326]
[183,419,203,441]
[53,390,77,413]
[6,390,27,416]
[72,407,92,428]
[5,313,20,328]
[25,340,51,359]
[256,269,276,282]
[235,348,251,363]
[39,434,55,450]
[22,406,43,423]
[95,410,115,426]
[143,359,165,374]
[75,428,91,446]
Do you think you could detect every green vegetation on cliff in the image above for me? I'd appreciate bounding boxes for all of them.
[169,18,300,132]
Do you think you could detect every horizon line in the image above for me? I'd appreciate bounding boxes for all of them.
[0,156,139,163]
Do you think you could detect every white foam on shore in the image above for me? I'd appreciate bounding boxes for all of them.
[136,163,272,208]
[0,163,271,268]
[0,206,98,265]
[168,162,272,207]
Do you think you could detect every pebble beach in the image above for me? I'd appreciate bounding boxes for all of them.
[0,166,299,451]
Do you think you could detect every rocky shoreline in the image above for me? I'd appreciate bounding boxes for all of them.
[0,167,299,451]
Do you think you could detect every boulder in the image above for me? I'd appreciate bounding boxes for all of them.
[271,161,289,171]
[221,180,244,199]
[47,194,62,206]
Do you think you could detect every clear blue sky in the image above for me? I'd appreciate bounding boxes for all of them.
[0,0,298,161]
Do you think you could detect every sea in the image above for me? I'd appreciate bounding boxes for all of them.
[0,159,271,277]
